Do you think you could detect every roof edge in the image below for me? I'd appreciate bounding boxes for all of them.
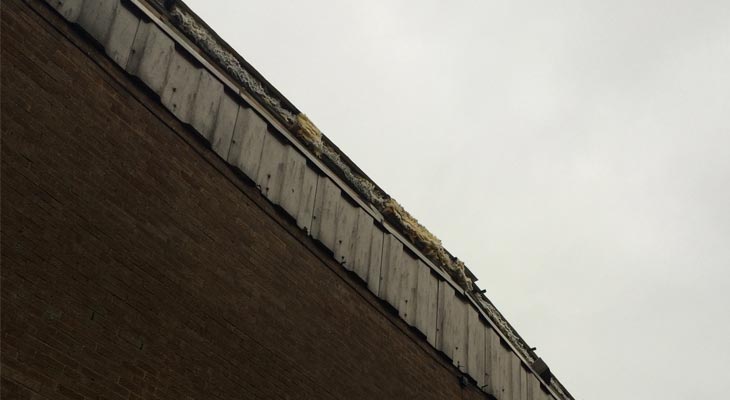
[147,1,575,398]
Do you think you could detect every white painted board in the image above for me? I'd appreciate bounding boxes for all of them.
[295,164,318,233]
[379,233,403,309]
[310,176,340,251]
[333,197,359,269]
[527,372,536,400]
[437,281,468,369]
[209,90,238,159]
[127,21,175,94]
[437,281,454,354]
[466,307,487,389]
[366,224,384,295]
[503,347,514,400]
[265,145,317,233]
[520,364,529,400]
[483,325,496,396]
[493,334,512,399]
[105,1,140,68]
[352,208,374,281]
[256,134,288,204]
[512,355,524,400]
[414,259,438,347]
[397,254,418,326]
[227,107,267,179]
[190,70,223,139]
[350,210,386,296]
[279,146,307,217]
[161,51,201,124]
[77,0,118,44]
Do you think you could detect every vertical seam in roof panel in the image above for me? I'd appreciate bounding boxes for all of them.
[45,1,571,397]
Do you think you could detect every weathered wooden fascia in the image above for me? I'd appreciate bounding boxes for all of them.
[121,0,468,293]
[160,8,574,398]
[41,1,571,399]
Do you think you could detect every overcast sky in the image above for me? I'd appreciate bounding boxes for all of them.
[185,1,730,398]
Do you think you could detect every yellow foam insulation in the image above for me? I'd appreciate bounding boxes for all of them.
[169,9,578,398]
[174,10,473,290]
[290,116,473,290]
[295,113,323,148]
[382,198,473,290]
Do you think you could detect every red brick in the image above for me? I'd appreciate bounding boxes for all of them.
[1,1,489,399]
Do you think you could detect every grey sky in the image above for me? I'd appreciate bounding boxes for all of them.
[185,1,730,398]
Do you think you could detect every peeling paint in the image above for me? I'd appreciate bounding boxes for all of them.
[168,5,573,399]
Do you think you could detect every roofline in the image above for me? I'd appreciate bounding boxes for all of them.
[155,1,574,398]
[50,0,574,397]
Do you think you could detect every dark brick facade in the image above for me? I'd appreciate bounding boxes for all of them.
[1,2,489,398]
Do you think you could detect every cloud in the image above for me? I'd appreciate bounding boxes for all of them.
[186,1,730,398]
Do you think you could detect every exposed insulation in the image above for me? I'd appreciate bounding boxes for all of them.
[167,7,572,397]
[381,198,472,290]
[171,0,480,336]
[295,113,323,146]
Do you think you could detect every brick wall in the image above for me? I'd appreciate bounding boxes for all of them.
[0,2,489,399]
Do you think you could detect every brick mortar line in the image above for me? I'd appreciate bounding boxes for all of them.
[21,1,485,395]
